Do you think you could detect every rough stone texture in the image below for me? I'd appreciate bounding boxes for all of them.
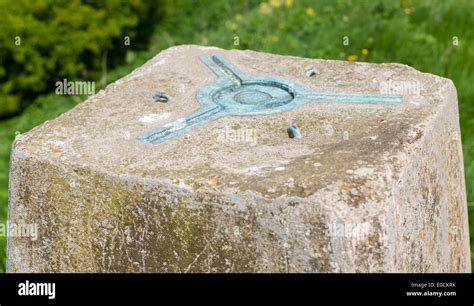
[7,45,471,272]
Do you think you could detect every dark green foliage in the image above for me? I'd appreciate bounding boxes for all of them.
[0,0,161,117]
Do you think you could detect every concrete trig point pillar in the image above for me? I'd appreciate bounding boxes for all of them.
[7,45,471,272]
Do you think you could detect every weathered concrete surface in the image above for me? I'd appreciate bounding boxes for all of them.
[7,45,471,272]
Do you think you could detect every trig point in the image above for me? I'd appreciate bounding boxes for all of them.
[7,45,471,272]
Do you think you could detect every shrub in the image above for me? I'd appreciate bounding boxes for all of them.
[0,0,161,117]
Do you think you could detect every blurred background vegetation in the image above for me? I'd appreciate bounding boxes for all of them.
[0,0,472,272]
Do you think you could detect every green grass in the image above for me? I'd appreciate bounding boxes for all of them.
[1,0,473,272]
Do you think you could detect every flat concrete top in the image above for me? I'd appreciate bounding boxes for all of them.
[13,45,455,198]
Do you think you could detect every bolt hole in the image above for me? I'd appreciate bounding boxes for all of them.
[153,92,171,103]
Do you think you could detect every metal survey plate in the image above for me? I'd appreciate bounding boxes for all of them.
[138,55,402,144]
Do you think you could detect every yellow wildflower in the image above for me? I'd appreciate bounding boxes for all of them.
[404,7,415,15]
[269,35,280,43]
[306,7,316,17]
[361,49,369,55]
[269,0,282,7]
[259,2,272,14]
[285,0,294,7]
[347,55,358,62]
[225,21,238,31]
